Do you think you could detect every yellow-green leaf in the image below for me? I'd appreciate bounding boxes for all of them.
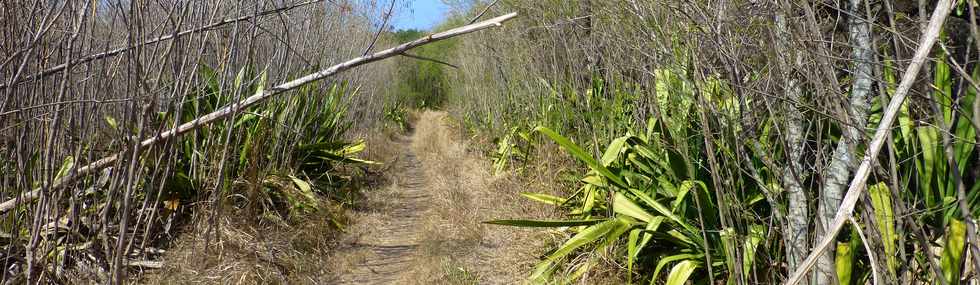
[614,192,654,223]
[869,182,898,274]
[941,219,966,284]
[664,260,698,285]
[520,192,566,206]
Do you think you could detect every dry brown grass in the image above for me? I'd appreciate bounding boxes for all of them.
[137,131,406,285]
[404,111,564,284]
[324,110,570,284]
[139,111,572,284]
[137,205,346,284]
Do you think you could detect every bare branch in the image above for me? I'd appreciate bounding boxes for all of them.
[363,0,396,56]
[0,0,326,89]
[0,12,519,214]
[400,52,459,69]
[783,1,957,284]
[468,0,501,25]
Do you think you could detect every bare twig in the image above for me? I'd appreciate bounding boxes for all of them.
[0,0,325,89]
[0,98,133,117]
[0,12,519,214]
[782,1,956,284]
[850,217,881,285]
[468,0,501,24]
[400,52,459,69]
[363,0,396,56]
[932,42,980,277]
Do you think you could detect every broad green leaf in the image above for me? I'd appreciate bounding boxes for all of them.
[598,217,634,249]
[239,129,253,166]
[664,229,696,246]
[672,182,691,212]
[652,258,699,285]
[484,219,606,227]
[665,260,698,285]
[340,141,368,155]
[719,227,738,282]
[746,192,766,206]
[634,144,662,163]
[645,117,658,142]
[297,141,349,152]
[869,182,898,274]
[942,219,966,285]
[55,156,74,180]
[934,56,953,123]
[233,67,246,92]
[627,155,656,177]
[665,148,690,180]
[657,176,678,197]
[742,224,765,279]
[520,192,566,205]
[544,219,620,262]
[627,188,697,233]
[628,229,639,282]
[233,112,259,129]
[638,216,665,254]
[286,175,319,212]
[582,184,597,214]
[836,242,854,285]
[535,126,627,188]
[614,192,655,223]
[581,174,605,187]
[917,126,938,199]
[653,254,699,284]
[104,116,118,130]
[898,100,912,146]
[620,169,650,187]
[529,260,556,284]
[601,136,629,166]
[289,175,312,193]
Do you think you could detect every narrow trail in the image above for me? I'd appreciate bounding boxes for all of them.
[328,111,554,284]
[332,148,429,284]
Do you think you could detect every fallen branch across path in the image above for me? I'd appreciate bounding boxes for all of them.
[0,12,519,214]
[782,1,955,284]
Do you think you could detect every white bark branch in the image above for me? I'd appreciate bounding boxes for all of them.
[813,0,875,283]
[0,12,519,214]
[783,1,956,284]
[774,7,808,276]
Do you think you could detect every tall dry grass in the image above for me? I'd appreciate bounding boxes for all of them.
[0,1,402,282]
[440,1,980,284]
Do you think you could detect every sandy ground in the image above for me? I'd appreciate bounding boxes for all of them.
[327,111,557,284]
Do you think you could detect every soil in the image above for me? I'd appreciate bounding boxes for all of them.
[142,111,558,284]
[326,111,555,284]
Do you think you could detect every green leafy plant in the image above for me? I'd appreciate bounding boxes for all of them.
[490,126,532,175]
[489,121,729,284]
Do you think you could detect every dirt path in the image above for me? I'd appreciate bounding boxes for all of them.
[328,111,554,284]
[330,148,428,284]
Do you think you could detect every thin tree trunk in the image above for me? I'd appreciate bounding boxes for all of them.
[814,0,875,284]
[784,1,957,284]
[774,6,808,281]
[0,12,520,214]
[0,0,325,90]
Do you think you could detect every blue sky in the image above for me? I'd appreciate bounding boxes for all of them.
[391,0,450,31]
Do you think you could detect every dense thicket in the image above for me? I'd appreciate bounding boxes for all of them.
[390,28,456,109]
[446,0,980,284]
[5,0,980,284]
[0,1,400,282]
